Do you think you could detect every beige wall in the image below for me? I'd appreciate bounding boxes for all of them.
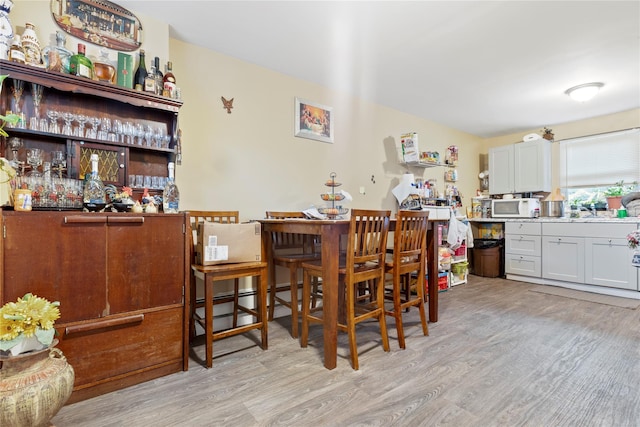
[481,109,640,190]
[170,38,483,220]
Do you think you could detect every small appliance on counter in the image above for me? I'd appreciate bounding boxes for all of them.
[491,198,540,218]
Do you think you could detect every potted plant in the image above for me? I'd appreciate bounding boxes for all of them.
[0,292,60,356]
[604,180,635,210]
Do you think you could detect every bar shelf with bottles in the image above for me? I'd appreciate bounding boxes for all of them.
[0,60,183,207]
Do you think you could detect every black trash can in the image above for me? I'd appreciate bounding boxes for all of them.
[471,239,503,278]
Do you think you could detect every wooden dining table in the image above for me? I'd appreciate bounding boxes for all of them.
[259,216,448,370]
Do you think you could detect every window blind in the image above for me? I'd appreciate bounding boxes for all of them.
[559,128,640,188]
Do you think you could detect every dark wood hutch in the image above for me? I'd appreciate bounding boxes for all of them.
[0,60,189,403]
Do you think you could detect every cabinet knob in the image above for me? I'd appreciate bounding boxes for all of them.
[120,164,125,168]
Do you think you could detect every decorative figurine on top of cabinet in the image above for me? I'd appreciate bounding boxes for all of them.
[542,127,554,141]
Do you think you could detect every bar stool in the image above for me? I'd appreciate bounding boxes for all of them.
[384,209,430,349]
[300,209,391,370]
[188,211,268,368]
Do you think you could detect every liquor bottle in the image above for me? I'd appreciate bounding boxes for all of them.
[133,49,147,91]
[162,162,180,213]
[83,153,105,206]
[153,56,163,95]
[42,31,72,73]
[69,43,93,79]
[20,22,41,66]
[163,61,176,98]
[144,62,156,93]
[8,35,25,64]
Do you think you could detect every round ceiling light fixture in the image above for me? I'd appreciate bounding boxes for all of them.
[565,82,604,102]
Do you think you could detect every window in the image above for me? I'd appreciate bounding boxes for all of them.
[559,128,640,208]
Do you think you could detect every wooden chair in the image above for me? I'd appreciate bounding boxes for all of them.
[188,211,268,368]
[384,210,430,349]
[300,209,391,370]
[265,211,320,338]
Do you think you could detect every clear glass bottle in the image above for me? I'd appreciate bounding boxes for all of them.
[42,31,73,73]
[69,43,94,79]
[83,154,105,206]
[133,49,147,91]
[162,162,180,213]
[93,47,116,83]
[144,61,156,93]
[8,34,25,64]
[163,61,176,98]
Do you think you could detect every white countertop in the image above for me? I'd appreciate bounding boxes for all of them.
[470,216,640,224]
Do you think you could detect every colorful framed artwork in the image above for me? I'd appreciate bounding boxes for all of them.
[50,0,143,51]
[294,97,334,144]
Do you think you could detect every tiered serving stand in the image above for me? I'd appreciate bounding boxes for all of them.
[318,172,349,219]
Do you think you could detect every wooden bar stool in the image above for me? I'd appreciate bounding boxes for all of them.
[265,211,320,338]
[384,210,429,349]
[188,211,268,368]
[300,209,391,370]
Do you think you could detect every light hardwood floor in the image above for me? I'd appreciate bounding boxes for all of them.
[52,276,640,426]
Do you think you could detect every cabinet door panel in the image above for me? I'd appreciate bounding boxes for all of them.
[542,236,585,283]
[488,145,514,195]
[107,215,185,313]
[505,234,541,256]
[2,212,108,322]
[585,237,638,290]
[514,141,551,193]
[505,254,541,277]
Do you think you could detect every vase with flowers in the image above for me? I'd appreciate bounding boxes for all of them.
[0,293,74,427]
[0,292,60,356]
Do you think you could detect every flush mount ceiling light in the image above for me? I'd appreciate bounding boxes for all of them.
[565,82,604,102]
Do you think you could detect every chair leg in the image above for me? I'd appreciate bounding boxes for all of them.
[416,276,429,337]
[204,273,214,369]
[300,269,311,348]
[232,278,240,328]
[259,269,269,349]
[377,277,390,353]
[394,274,407,349]
[268,263,277,321]
[346,280,359,370]
[289,266,299,338]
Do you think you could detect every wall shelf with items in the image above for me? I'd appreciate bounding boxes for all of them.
[0,60,183,200]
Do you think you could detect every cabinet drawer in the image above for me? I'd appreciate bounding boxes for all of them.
[57,307,183,389]
[505,234,541,256]
[542,222,637,238]
[505,254,541,277]
[506,221,541,235]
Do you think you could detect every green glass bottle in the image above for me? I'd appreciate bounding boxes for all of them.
[69,43,93,79]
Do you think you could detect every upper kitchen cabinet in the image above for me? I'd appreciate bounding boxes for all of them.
[489,140,551,195]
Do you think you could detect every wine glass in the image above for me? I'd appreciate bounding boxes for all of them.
[75,114,87,138]
[47,110,60,134]
[100,117,111,140]
[26,148,44,177]
[85,116,97,139]
[10,79,24,114]
[134,123,144,145]
[7,137,23,170]
[30,83,44,120]
[61,112,75,136]
[51,150,67,178]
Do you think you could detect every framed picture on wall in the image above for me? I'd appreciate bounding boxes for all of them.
[294,97,334,144]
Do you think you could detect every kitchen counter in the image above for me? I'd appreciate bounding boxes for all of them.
[470,217,640,224]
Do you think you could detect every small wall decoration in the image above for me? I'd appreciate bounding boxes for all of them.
[50,0,142,51]
[294,97,333,143]
[221,96,234,114]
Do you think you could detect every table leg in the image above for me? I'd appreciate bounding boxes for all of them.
[427,225,439,323]
[321,225,340,369]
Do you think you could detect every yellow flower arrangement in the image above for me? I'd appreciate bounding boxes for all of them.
[0,293,60,353]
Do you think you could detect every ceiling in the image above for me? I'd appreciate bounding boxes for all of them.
[116,1,640,138]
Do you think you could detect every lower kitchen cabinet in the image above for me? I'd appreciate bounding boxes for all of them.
[505,221,541,277]
[585,237,638,290]
[0,210,189,403]
[542,235,585,283]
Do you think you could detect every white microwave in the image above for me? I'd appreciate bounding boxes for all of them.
[491,198,540,218]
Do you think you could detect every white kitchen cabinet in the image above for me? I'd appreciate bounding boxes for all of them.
[488,144,514,195]
[585,237,638,290]
[542,235,585,283]
[505,222,542,277]
[488,140,551,195]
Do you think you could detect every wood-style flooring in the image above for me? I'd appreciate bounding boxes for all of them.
[52,276,640,426]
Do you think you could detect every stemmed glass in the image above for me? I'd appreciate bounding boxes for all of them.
[30,83,44,120]
[51,150,67,178]
[47,110,60,134]
[75,114,87,138]
[61,112,75,136]
[26,148,44,177]
[91,117,102,139]
[10,79,24,115]
[134,123,144,145]
[100,118,111,140]
[7,137,23,170]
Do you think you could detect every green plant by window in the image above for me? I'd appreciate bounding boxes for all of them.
[604,180,636,197]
